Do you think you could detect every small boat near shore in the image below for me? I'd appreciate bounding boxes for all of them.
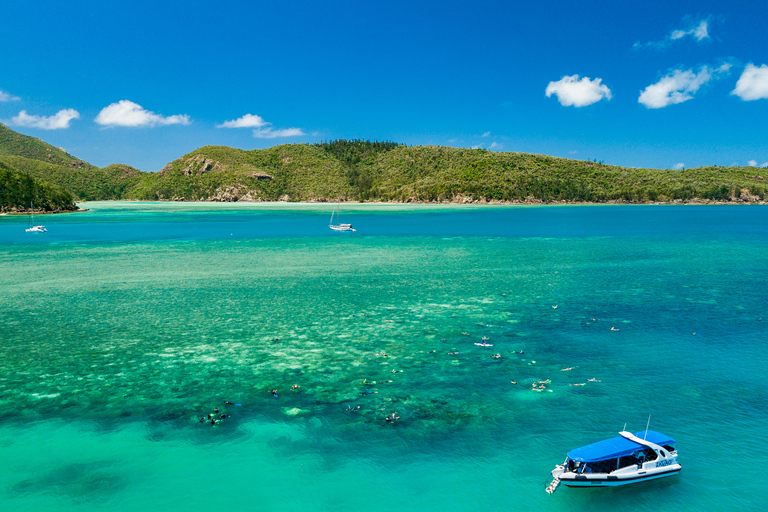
[546,429,681,494]
[329,202,356,232]
[25,202,47,233]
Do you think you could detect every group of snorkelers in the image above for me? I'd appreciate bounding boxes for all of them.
[199,401,237,425]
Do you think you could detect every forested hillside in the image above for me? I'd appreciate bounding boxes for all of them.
[2,123,767,208]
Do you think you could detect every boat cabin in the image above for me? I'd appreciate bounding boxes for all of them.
[562,430,676,475]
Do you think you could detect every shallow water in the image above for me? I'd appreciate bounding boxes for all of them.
[1,202,766,511]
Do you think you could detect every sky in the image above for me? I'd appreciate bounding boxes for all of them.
[1,0,767,172]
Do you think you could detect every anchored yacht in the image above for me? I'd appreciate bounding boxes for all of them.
[546,430,680,494]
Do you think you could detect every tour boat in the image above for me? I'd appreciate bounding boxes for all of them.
[25,202,47,233]
[329,202,356,232]
[545,429,681,494]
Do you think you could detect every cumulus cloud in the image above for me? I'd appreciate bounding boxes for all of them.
[638,64,731,109]
[12,109,80,130]
[634,17,710,49]
[217,113,305,138]
[481,131,491,137]
[0,89,20,102]
[731,64,768,101]
[748,159,768,167]
[95,100,190,127]
[252,127,305,139]
[674,163,685,170]
[217,113,268,128]
[546,75,612,107]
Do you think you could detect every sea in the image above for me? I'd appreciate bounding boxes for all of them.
[1,201,766,512]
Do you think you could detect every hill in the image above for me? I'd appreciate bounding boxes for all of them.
[126,140,768,204]
[0,123,147,203]
[3,122,767,206]
[0,159,78,213]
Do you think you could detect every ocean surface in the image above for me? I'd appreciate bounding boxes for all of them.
[1,201,766,512]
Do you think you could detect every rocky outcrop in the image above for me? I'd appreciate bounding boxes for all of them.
[159,155,225,177]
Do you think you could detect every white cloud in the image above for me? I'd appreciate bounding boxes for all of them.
[638,64,731,109]
[12,109,80,130]
[95,100,190,127]
[634,18,710,49]
[670,20,709,41]
[252,127,305,139]
[546,75,612,107]
[489,142,501,150]
[217,113,268,128]
[693,20,709,41]
[731,64,768,101]
[674,163,685,170]
[217,113,305,138]
[748,159,768,167]
[0,89,20,102]
[481,131,491,137]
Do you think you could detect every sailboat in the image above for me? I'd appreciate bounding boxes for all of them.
[25,202,47,233]
[329,202,356,232]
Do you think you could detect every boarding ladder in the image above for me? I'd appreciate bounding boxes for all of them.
[545,476,561,494]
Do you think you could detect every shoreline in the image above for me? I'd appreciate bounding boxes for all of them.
[1,208,88,216]
[4,196,768,215]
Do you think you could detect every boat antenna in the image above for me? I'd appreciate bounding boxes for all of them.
[644,414,651,440]
[622,423,626,432]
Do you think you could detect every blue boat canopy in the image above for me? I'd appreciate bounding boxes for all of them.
[567,431,676,462]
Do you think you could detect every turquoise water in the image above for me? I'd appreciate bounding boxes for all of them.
[1,202,766,511]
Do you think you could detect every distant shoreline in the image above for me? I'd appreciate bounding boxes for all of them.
[2,208,88,216]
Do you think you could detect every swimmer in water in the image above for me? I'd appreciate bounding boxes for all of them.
[561,367,573,371]
[291,385,300,389]
[214,407,219,414]
[491,353,501,359]
[224,401,235,405]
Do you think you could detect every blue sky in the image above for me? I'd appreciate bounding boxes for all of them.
[1,0,766,172]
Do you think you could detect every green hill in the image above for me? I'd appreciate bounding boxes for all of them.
[127,140,768,204]
[2,122,767,207]
[0,123,147,204]
[0,159,77,213]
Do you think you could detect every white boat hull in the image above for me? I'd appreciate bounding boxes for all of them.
[559,465,681,487]
[329,225,355,232]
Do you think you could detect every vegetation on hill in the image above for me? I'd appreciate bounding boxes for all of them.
[0,123,147,203]
[0,122,92,168]
[2,121,767,208]
[0,160,77,213]
[132,141,767,204]
[128,144,353,201]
